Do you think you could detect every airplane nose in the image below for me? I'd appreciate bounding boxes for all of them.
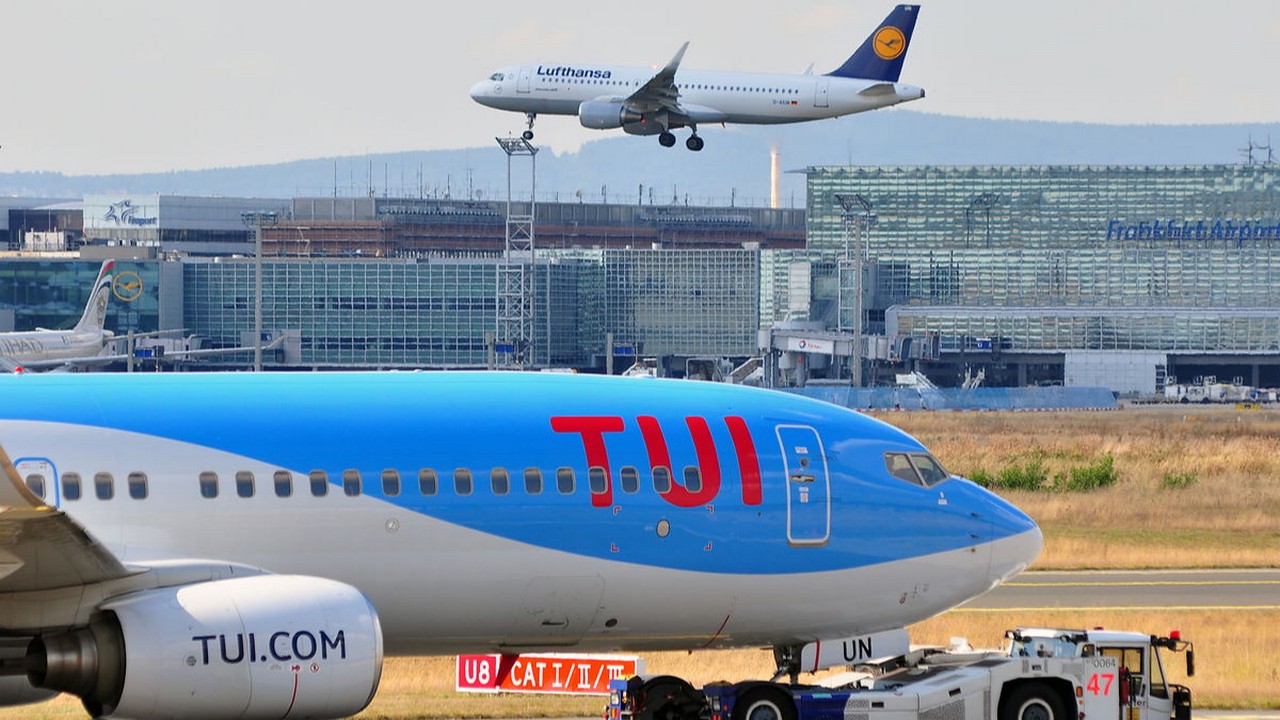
[469,80,500,105]
[984,491,1043,584]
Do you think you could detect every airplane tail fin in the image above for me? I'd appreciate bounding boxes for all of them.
[826,4,919,82]
[73,260,114,333]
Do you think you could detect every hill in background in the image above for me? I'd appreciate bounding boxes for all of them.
[2,111,1275,206]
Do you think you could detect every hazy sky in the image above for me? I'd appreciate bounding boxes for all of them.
[2,0,1277,175]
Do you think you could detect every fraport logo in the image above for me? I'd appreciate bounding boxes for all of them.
[537,65,612,79]
[103,199,158,227]
[1106,218,1280,242]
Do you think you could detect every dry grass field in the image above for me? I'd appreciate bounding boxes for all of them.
[876,405,1280,569]
[8,406,1278,718]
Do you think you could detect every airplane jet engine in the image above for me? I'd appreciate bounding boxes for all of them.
[26,575,382,720]
[578,100,644,130]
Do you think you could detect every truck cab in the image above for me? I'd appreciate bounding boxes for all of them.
[1007,628,1194,720]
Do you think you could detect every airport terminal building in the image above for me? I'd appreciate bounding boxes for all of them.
[2,163,1277,393]
[804,164,1280,391]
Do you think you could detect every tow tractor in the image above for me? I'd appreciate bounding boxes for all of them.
[607,627,1194,720]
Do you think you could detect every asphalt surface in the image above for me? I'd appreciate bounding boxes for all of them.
[960,568,1280,611]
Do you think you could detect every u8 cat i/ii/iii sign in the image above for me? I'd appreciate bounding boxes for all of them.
[456,654,644,695]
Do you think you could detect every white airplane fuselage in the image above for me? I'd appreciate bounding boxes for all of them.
[0,328,112,367]
[470,4,924,149]
[471,65,924,129]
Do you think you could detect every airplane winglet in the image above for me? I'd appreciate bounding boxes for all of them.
[664,41,689,76]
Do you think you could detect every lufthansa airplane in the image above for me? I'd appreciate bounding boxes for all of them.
[0,372,1040,719]
[0,260,115,372]
[470,5,924,151]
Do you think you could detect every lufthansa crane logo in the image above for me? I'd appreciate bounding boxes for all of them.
[113,271,143,302]
[873,26,906,60]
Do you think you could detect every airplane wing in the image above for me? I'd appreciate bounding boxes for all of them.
[0,442,132,593]
[623,42,689,116]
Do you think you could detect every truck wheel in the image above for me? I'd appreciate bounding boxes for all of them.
[1001,684,1065,720]
[639,676,703,720]
[733,687,797,720]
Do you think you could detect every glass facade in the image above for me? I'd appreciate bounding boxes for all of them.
[0,259,159,334]
[593,249,760,357]
[806,165,1280,353]
[182,259,564,367]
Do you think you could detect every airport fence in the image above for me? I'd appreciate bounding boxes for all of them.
[783,385,1118,411]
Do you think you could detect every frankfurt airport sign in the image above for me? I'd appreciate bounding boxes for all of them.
[1106,218,1280,242]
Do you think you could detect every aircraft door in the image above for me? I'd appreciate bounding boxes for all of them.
[776,425,830,546]
[517,66,532,93]
[814,79,830,108]
[14,457,59,508]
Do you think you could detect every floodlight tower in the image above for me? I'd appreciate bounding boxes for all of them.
[835,193,874,387]
[495,136,538,369]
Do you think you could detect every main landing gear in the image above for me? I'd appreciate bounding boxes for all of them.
[521,112,536,141]
[657,129,704,151]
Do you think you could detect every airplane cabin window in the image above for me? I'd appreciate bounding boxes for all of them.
[127,472,148,500]
[884,453,924,486]
[342,469,362,497]
[24,474,45,499]
[94,472,114,501]
[588,466,607,495]
[524,467,543,495]
[382,469,401,497]
[652,466,672,494]
[236,471,255,498]
[910,454,949,487]
[63,472,82,501]
[274,470,294,498]
[418,468,438,496]
[199,471,219,499]
[682,466,702,493]
[491,467,510,495]
[454,468,473,496]
[310,470,329,497]
[556,467,575,494]
[620,466,639,494]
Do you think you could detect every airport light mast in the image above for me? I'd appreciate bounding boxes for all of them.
[835,193,873,387]
[495,136,538,369]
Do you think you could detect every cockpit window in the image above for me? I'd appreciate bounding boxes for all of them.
[489,72,504,81]
[911,454,949,486]
[885,453,921,485]
[884,452,950,488]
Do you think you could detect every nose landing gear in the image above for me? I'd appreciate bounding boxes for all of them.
[522,112,537,141]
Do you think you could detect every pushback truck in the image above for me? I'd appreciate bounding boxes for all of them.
[607,627,1194,720]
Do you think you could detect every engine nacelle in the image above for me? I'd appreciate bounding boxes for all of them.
[578,100,642,130]
[28,575,383,720]
[0,677,58,709]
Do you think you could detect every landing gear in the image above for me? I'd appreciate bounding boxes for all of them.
[770,644,802,685]
[522,112,536,141]
[657,130,704,151]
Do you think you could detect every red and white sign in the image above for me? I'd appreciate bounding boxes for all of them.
[456,653,644,695]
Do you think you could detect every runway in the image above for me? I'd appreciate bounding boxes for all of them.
[960,568,1280,612]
